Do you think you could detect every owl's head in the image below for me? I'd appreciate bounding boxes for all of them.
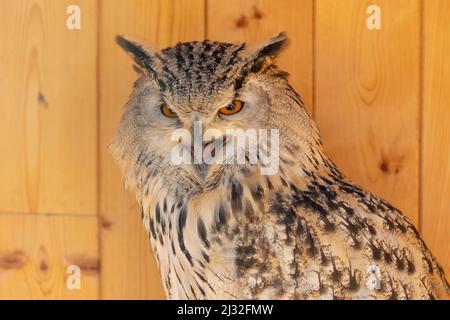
[111,33,319,197]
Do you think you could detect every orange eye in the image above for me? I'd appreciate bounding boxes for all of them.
[218,100,244,115]
[161,104,177,118]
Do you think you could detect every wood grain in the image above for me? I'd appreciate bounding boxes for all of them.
[422,0,450,277]
[0,213,99,299]
[1,0,449,300]
[0,0,98,215]
[98,0,205,299]
[315,0,420,225]
[207,0,314,114]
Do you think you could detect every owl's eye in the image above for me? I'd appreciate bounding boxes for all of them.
[161,104,177,118]
[218,100,244,116]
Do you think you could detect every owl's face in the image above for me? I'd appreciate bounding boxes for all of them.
[112,33,316,195]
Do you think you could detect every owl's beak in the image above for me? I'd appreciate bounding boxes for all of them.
[190,136,228,180]
[193,163,209,179]
[189,140,212,179]
[190,140,216,157]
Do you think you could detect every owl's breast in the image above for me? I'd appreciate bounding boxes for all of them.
[143,172,449,300]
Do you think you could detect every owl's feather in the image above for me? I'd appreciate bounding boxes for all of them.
[112,34,449,300]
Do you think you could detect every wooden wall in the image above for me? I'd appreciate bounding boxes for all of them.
[0,0,448,299]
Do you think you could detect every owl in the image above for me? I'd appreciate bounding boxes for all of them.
[111,33,449,300]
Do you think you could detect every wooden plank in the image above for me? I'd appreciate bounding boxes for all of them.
[315,0,420,225]
[99,0,205,299]
[422,0,450,277]
[207,0,314,114]
[0,0,97,215]
[0,214,99,299]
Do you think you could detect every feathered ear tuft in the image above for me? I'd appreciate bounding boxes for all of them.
[243,32,289,73]
[115,35,157,75]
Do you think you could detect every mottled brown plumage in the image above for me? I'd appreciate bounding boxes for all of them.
[111,33,449,300]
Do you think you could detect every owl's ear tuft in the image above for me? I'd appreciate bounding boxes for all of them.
[243,32,289,73]
[249,32,288,60]
[116,35,157,74]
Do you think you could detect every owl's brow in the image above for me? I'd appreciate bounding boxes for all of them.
[223,43,246,68]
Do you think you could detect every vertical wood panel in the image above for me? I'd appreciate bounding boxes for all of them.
[207,0,314,114]
[99,0,205,299]
[422,0,450,277]
[0,214,99,299]
[0,0,448,300]
[0,0,98,215]
[315,0,420,225]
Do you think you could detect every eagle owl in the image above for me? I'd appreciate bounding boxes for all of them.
[111,33,449,300]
